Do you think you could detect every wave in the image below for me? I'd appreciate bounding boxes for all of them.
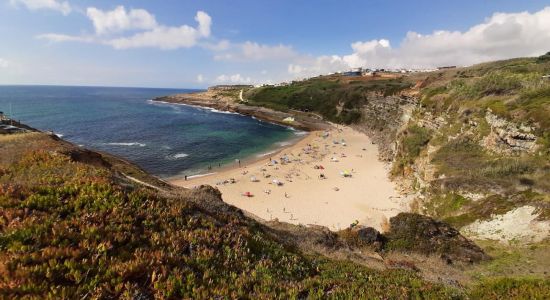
[277,141,292,147]
[287,127,307,135]
[55,133,64,138]
[167,153,189,160]
[256,150,279,158]
[151,99,241,115]
[105,142,146,147]
[187,172,216,179]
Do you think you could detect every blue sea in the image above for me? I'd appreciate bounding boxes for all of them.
[0,85,300,178]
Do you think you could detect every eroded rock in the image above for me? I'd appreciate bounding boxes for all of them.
[482,110,537,154]
[385,213,490,263]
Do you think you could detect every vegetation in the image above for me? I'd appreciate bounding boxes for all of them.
[0,135,465,298]
[245,77,411,124]
[469,277,550,300]
[2,54,550,298]
[392,124,431,176]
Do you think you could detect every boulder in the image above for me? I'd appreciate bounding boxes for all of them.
[385,213,489,263]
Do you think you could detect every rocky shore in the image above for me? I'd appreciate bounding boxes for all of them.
[153,91,331,131]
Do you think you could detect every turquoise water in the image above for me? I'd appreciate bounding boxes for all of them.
[0,85,298,178]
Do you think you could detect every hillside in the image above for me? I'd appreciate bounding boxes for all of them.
[1,54,550,298]
[0,130,497,299]
[243,54,550,284]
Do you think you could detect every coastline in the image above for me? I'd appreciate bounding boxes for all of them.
[153,91,324,180]
[171,126,409,231]
[158,90,409,231]
[152,92,331,131]
[164,129,312,182]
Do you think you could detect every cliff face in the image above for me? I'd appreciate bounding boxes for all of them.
[386,57,550,281]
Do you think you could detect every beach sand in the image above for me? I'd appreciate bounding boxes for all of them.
[171,126,409,231]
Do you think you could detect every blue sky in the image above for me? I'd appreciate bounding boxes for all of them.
[0,0,549,88]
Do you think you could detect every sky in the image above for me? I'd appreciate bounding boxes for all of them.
[0,0,549,88]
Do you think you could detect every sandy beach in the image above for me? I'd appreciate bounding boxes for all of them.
[171,125,409,231]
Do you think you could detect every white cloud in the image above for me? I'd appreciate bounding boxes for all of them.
[288,7,550,77]
[214,41,297,61]
[10,0,71,15]
[195,11,212,38]
[38,9,213,50]
[86,6,158,35]
[216,73,251,84]
[37,33,95,43]
[287,55,349,78]
[0,58,9,68]
[107,24,203,50]
[197,74,204,83]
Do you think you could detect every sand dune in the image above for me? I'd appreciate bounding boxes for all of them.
[171,126,410,231]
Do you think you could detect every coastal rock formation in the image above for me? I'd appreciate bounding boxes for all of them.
[462,205,550,242]
[356,93,417,161]
[385,213,489,263]
[482,110,538,154]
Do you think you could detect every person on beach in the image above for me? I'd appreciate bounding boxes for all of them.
[184,175,187,181]
[238,159,241,167]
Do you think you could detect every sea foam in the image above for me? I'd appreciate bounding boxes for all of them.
[106,142,146,147]
[168,153,189,160]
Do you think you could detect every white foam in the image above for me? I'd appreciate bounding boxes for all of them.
[168,153,189,160]
[257,150,279,158]
[187,172,216,179]
[151,100,241,115]
[277,141,292,147]
[55,133,64,138]
[106,142,146,147]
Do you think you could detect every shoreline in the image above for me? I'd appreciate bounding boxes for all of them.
[158,90,409,231]
[170,130,318,183]
[171,126,409,231]
[152,93,331,132]
[153,94,320,181]
[164,129,313,182]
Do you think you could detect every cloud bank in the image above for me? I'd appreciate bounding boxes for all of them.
[30,4,550,85]
[216,74,251,84]
[38,6,212,50]
[289,7,550,78]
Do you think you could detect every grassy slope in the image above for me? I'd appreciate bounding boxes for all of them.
[1,135,547,298]
[245,76,411,124]
[0,133,464,298]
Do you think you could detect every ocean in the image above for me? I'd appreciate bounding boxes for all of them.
[0,85,300,178]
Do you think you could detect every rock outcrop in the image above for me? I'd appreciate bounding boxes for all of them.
[385,213,490,263]
[482,110,538,154]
